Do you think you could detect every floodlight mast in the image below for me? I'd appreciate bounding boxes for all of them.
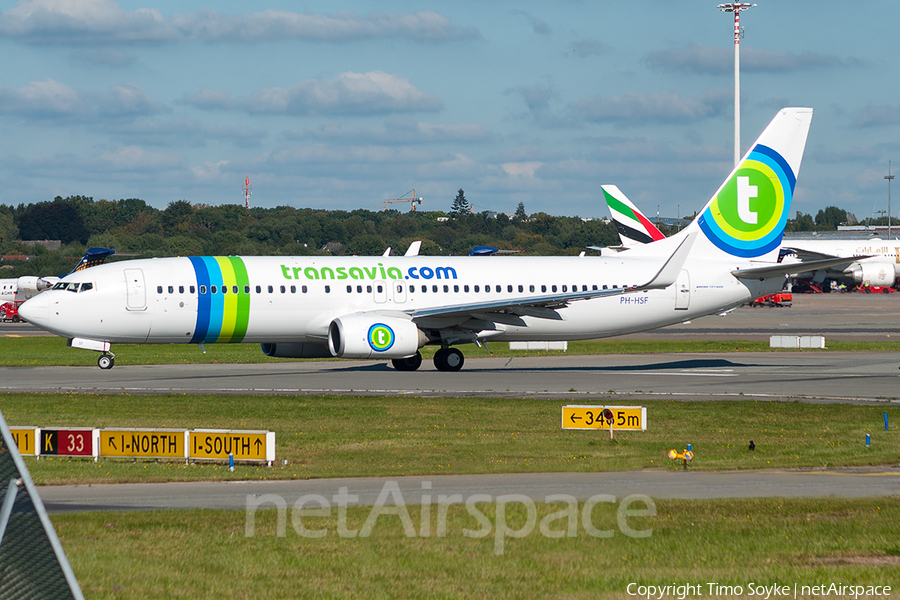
[718,3,756,166]
[886,161,895,240]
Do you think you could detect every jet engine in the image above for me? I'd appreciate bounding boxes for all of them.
[847,262,897,287]
[16,276,54,297]
[260,342,332,358]
[328,314,426,359]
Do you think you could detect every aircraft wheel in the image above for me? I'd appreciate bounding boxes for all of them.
[434,347,464,372]
[392,352,422,371]
[98,355,114,370]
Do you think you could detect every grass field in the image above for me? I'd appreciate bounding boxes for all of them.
[4,393,897,484]
[53,498,900,599]
[4,336,900,367]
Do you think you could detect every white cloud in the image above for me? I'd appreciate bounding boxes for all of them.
[501,162,542,177]
[0,78,85,116]
[0,79,165,120]
[853,105,900,128]
[184,72,441,116]
[97,145,182,170]
[645,44,861,75]
[569,88,731,126]
[0,1,479,45]
[291,118,494,145]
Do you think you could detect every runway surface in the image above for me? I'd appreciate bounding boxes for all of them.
[3,351,900,403]
[39,468,900,513]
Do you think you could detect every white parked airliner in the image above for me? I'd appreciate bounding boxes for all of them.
[19,108,848,371]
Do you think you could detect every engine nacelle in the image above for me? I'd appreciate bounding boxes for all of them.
[260,342,331,359]
[16,276,54,298]
[328,314,425,359]
[848,262,897,287]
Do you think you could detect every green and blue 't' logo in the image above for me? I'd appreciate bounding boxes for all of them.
[698,144,796,258]
[367,323,395,352]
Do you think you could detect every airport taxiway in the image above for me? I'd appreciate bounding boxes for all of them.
[39,468,900,513]
[2,351,899,403]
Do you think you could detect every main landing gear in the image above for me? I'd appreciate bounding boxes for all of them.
[390,347,465,372]
[433,347,464,372]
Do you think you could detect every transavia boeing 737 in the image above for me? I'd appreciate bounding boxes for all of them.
[19,108,851,371]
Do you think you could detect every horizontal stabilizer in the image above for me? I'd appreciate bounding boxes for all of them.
[731,255,872,280]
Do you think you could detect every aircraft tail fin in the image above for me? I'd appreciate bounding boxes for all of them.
[67,248,115,275]
[601,185,666,246]
[684,107,813,259]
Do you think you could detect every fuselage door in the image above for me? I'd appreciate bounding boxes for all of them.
[124,268,147,311]
[374,280,387,304]
[674,269,690,310]
[393,281,406,304]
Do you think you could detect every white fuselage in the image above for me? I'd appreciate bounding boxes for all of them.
[20,253,772,347]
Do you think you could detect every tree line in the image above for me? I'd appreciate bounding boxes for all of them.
[0,192,863,278]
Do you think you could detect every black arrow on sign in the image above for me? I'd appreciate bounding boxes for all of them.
[569,414,581,423]
[254,439,263,453]
[110,437,118,450]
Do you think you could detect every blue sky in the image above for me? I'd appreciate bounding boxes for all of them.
[1,0,898,220]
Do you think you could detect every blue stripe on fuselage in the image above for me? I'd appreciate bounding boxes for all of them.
[189,257,211,344]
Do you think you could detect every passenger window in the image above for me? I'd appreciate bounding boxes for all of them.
[244,285,249,294]
[222,286,227,294]
[168,286,174,294]
[347,285,352,293]
[267,285,273,293]
[200,285,207,294]
[541,285,546,293]
[583,285,588,292]
[453,285,459,292]
[325,285,331,293]
[592,285,598,291]
[422,285,427,293]
[529,285,534,292]
[280,286,286,293]
[443,285,448,292]
[518,285,523,293]
[474,285,479,292]
[409,285,414,293]
[377,285,383,293]
[603,285,608,290]
[562,285,567,292]
[190,286,195,294]
[179,285,184,294]
[551,285,557,292]
[256,285,261,293]
[508,285,513,293]
[157,286,163,294]
[464,285,469,292]
[495,285,501,293]
[432,285,438,292]
[484,285,490,293]
[290,286,296,293]
[302,285,308,293]
[612,285,618,289]
[366,285,372,293]
[357,285,363,293]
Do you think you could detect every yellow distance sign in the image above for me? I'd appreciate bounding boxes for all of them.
[189,430,272,461]
[9,427,37,455]
[100,429,186,458]
[561,405,647,431]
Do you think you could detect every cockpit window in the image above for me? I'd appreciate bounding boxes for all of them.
[53,281,93,293]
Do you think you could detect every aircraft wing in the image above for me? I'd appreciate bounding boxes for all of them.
[731,255,871,280]
[407,232,696,327]
[781,246,846,262]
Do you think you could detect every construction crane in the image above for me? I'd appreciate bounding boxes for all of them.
[382,189,423,211]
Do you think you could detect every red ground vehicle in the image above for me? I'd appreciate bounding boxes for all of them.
[0,302,21,322]
[859,284,896,294]
[749,293,793,307]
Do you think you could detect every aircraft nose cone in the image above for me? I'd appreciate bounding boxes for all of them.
[18,295,49,329]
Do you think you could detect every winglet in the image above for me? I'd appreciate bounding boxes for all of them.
[639,231,697,289]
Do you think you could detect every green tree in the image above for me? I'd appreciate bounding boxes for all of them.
[450,189,469,216]
[0,212,18,245]
[787,211,815,232]
[514,202,527,222]
[814,206,848,230]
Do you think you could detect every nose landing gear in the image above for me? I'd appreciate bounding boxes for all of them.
[97,353,116,370]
